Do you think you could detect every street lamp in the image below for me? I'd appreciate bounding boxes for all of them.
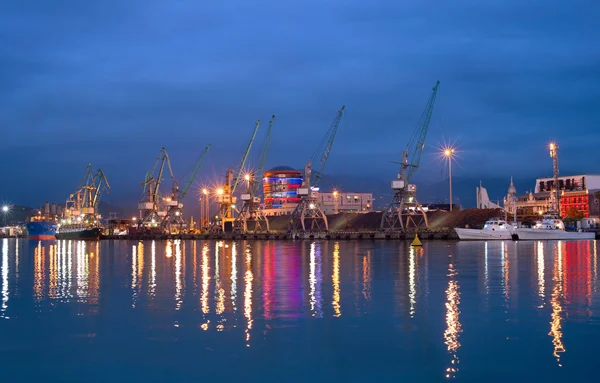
[443,148,455,211]
[2,205,9,226]
[332,190,339,214]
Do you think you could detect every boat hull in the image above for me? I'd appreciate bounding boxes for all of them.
[55,228,102,241]
[455,228,513,240]
[514,229,596,240]
[25,221,57,240]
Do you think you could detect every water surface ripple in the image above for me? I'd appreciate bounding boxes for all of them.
[0,238,599,382]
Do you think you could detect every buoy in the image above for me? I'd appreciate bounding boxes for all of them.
[411,234,422,246]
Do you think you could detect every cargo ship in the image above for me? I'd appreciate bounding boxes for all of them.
[25,206,58,240]
[55,223,102,240]
[25,220,58,240]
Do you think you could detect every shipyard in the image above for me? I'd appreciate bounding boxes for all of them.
[2,1,599,382]
[2,83,599,241]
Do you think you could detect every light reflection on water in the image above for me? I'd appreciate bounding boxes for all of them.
[0,239,599,381]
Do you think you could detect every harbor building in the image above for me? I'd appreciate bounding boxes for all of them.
[315,191,373,214]
[261,165,373,216]
[503,174,600,220]
[262,166,303,216]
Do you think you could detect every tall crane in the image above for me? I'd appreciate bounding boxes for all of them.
[162,144,211,233]
[289,105,345,232]
[211,120,261,232]
[89,169,110,217]
[235,115,275,233]
[381,81,440,232]
[138,148,174,228]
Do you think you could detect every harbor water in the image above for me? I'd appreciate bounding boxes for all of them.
[1,239,599,382]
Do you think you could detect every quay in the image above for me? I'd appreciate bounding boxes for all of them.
[100,230,459,241]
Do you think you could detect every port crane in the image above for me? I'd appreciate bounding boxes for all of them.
[234,115,275,233]
[210,120,261,232]
[64,164,109,223]
[138,148,174,228]
[162,144,211,233]
[288,105,345,232]
[380,81,440,232]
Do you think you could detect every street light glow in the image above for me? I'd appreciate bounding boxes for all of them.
[217,188,224,195]
[244,174,251,181]
[202,188,208,195]
[1,206,8,213]
[333,190,338,197]
[443,148,455,157]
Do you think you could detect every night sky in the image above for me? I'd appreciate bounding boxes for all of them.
[1,1,598,207]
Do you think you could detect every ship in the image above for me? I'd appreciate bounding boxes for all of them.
[25,205,59,240]
[455,218,515,240]
[55,223,102,240]
[513,212,595,240]
[25,220,57,240]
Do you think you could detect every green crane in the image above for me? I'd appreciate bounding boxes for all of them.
[235,115,276,233]
[162,144,211,232]
[211,120,261,232]
[381,81,440,231]
[289,105,346,232]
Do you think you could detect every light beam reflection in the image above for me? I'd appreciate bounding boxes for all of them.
[149,241,156,298]
[309,242,323,317]
[1,239,8,316]
[244,246,253,346]
[537,241,545,306]
[549,242,565,366]
[215,241,225,330]
[231,242,237,312]
[444,261,461,379]
[408,245,416,317]
[174,239,183,310]
[332,242,341,317]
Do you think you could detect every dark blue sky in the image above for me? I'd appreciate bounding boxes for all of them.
[1,0,599,206]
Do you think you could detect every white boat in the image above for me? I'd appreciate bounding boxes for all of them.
[514,212,595,240]
[455,218,515,240]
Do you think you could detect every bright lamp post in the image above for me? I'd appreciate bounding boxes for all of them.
[2,205,9,227]
[333,190,339,214]
[443,148,455,211]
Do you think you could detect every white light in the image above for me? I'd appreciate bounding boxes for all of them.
[309,203,315,209]
[1,206,8,213]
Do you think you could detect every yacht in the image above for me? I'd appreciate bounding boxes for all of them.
[514,212,595,240]
[455,218,515,240]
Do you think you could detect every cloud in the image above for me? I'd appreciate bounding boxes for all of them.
[0,0,598,205]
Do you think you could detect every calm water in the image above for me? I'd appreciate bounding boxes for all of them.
[0,239,599,382]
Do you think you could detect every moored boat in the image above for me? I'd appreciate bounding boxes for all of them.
[514,212,595,240]
[455,218,515,240]
[55,223,102,240]
[25,211,58,240]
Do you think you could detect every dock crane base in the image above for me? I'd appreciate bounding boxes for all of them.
[234,201,270,233]
[380,191,428,232]
[288,197,328,233]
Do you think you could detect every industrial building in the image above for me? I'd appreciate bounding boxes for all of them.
[262,166,303,216]
[261,165,373,216]
[503,174,600,219]
[316,191,373,214]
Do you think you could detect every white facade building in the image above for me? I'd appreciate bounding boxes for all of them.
[315,192,373,214]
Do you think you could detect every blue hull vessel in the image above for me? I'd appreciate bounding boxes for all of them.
[25,221,57,240]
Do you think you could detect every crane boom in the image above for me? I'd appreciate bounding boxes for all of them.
[231,120,260,194]
[404,81,440,183]
[179,144,211,201]
[309,105,345,187]
[252,115,275,196]
[153,148,174,199]
[92,169,110,209]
